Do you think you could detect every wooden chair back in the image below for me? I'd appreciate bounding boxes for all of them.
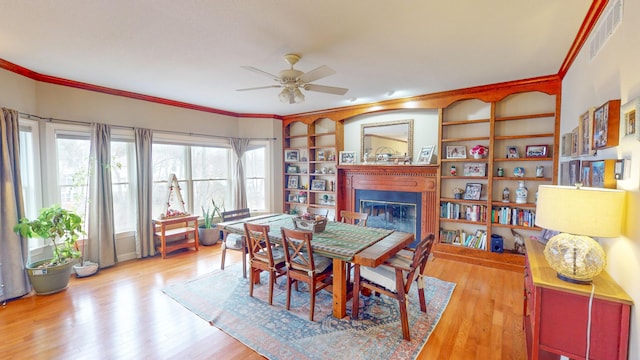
[244,222,277,267]
[222,208,251,222]
[281,228,316,274]
[340,210,368,226]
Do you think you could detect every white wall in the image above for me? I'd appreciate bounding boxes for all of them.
[343,109,439,162]
[1,68,283,261]
[561,1,640,357]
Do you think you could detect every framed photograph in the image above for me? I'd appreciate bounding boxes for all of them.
[581,161,591,187]
[569,159,581,186]
[593,99,620,150]
[463,183,482,200]
[560,133,572,157]
[463,162,487,176]
[571,127,579,157]
[311,179,326,191]
[578,108,595,156]
[446,145,466,159]
[416,145,436,164]
[621,97,640,140]
[339,151,356,164]
[525,144,548,158]
[286,165,299,174]
[287,194,298,203]
[506,146,519,158]
[287,175,299,189]
[284,149,299,163]
[317,150,325,161]
[559,162,570,185]
[590,160,605,188]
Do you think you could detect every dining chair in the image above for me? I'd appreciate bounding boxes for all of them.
[340,210,368,226]
[352,234,435,341]
[281,228,333,321]
[220,208,252,278]
[339,210,369,283]
[244,222,286,305]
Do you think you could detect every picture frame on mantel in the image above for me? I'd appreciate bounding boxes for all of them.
[592,99,621,150]
[416,145,436,164]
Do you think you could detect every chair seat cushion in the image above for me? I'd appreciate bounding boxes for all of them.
[292,254,332,274]
[225,234,244,249]
[360,264,398,292]
[256,246,286,265]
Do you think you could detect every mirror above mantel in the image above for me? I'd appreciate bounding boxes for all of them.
[361,119,414,163]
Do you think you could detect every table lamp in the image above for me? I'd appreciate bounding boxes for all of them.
[535,185,625,284]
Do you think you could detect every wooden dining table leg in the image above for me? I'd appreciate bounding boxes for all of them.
[332,258,347,318]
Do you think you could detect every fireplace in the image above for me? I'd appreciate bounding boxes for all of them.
[337,165,438,246]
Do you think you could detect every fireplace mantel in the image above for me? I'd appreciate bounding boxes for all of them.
[337,165,438,242]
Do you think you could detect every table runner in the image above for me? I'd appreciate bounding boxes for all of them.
[220,213,394,261]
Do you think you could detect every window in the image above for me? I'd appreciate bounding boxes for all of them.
[55,133,90,219]
[19,120,42,220]
[152,139,231,218]
[111,140,136,232]
[245,144,268,212]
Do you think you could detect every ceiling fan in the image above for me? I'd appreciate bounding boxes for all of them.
[237,54,348,104]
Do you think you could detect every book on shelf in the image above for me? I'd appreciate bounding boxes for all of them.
[440,202,487,222]
[491,206,536,227]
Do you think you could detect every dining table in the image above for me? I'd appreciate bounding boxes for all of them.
[217,213,414,319]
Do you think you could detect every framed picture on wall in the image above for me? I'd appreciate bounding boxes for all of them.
[621,97,640,140]
[571,127,579,157]
[578,108,595,156]
[561,133,572,157]
[592,99,621,150]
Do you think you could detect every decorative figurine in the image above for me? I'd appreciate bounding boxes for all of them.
[450,166,457,176]
[502,187,510,203]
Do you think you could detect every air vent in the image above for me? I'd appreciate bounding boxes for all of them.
[589,0,623,60]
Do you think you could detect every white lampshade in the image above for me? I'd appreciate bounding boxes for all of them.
[535,185,625,237]
[535,185,626,284]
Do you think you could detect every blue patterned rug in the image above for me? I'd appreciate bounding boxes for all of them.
[162,264,455,360]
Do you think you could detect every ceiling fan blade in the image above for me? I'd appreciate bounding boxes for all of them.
[236,85,282,92]
[241,66,280,81]
[298,65,336,83]
[303,83,349,96]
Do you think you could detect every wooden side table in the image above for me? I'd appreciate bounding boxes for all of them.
[524,238,632,359]
[153,215,199,259]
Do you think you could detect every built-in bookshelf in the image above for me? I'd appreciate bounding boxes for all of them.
[283,118,342,220]
[435,91,559,270]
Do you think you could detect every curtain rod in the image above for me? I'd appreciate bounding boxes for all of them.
[18,112,277,141]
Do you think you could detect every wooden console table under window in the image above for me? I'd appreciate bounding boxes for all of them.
[524,238,632,359]
[153,215,199,259]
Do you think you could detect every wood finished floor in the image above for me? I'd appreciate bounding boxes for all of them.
[0,244,526,359]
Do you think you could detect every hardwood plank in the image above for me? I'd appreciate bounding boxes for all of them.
[0,244,526,359]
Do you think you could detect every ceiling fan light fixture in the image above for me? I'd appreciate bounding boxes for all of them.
[293,88,305,103]
[279,88,292,103]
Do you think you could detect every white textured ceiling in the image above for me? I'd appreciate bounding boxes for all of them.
[0,1,590,116]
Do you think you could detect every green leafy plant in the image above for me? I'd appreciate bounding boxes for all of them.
[201,199,225,229]
[13,205,85,267]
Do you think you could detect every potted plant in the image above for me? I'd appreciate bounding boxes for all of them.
[199,200,224,245]
[13,205,84,295]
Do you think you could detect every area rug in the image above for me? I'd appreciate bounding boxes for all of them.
[162,265,455,360]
